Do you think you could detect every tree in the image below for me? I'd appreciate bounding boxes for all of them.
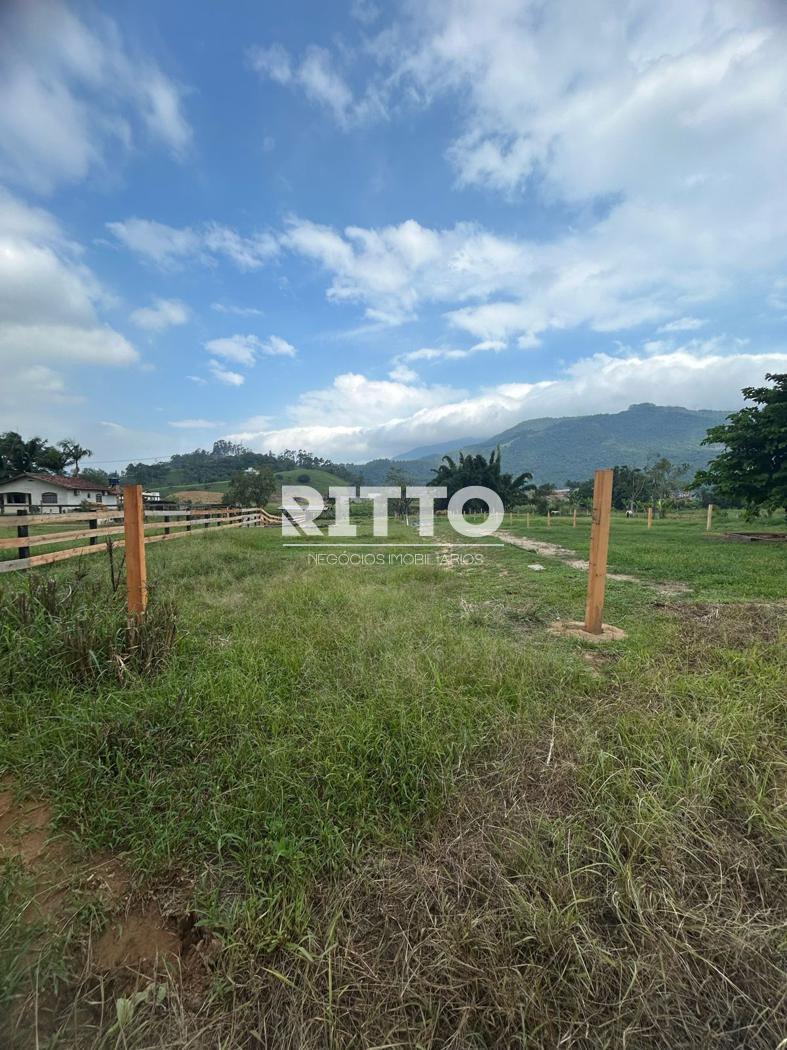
[58,440,93,475]
[531,482,556,515]
[222,467,276,507]
[430,447,534,509]
[694,373,787,516]
[0,432,52,478]
[36,445,69,473]
[79,467,111,487]
[567,478,595,507]
[385,465,416,519]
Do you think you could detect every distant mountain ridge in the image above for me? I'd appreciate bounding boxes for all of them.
[359,403,730,485]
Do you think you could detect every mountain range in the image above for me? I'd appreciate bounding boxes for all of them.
[359,403,729,485]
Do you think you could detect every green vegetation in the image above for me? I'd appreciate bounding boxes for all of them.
[272,466,352,494]
[123,441,360,491]
[430,446,534,508]
[0,513,785,1047]
[695,372,787,516]
[0,431,91,479]
[222,467,276,507]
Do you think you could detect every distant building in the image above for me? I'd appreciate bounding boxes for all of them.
[552,488,571,501]
[0,474,120,514]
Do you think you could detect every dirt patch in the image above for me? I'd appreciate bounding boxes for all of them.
[655,600,787,647]
[93,906,182,970]
[0,779,207,977]
[721,531,787,543]
[0,786,54,865]
[170,489,223,504]
[497,531,691,595]
[549,619,627,643]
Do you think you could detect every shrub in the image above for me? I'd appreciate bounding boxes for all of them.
[0,571,177,692]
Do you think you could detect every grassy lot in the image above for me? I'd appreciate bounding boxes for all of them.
[0,514,785,1048]
[498,510,787,600]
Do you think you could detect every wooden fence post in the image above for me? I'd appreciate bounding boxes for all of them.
[583,468,614,636]
[547,510,551,528]
[123,484,147,618]
[706,503,713,531]
[647,506,653,529]
[16,509,29,561]
[89,515,98,546]
[572,507,577,528]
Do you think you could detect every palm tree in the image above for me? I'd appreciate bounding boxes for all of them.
[58,440,93,475]
[430,446,534,509]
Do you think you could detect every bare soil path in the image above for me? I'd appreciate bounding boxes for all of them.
[496,531,691,595]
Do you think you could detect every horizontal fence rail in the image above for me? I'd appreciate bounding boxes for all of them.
[0,501,291,574]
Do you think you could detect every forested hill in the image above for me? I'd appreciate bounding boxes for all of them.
[359,403,729,485]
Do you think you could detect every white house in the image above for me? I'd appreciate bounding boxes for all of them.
[0,474,120,515]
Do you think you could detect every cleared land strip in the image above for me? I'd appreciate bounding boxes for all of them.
[496,530,691,595]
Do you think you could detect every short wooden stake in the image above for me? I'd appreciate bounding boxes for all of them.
[706,503,713,531]
[16,509,30,561]
[647,506,653,529]
[572,507,577,528]
[583,468,614,635]
[547,510,551,528]
[526,512,530,528]
[123,484,147,618]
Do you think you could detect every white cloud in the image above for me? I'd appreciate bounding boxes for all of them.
[107,217,278,270]
[0,0,191,193]
[186,375,207,385]
[131,297,190,331]
[389,364,418,382]
[211,302,264,317]
[0,323,136,366]
[168,419,225,429]
[208,360,245,386]
[224,347,787,461]
[203,332,298,367]
[351,0,381,26]
[297,47,355,126]
[283,212,714,342]
[270,2,787,340]
[249,42,383,128]
[659,317,708,333]
[0,188,137,399]
[248,43,293,85]
[260,335,297,357]
[205,334,259,367]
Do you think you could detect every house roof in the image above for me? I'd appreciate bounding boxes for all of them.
[0,473,116,494]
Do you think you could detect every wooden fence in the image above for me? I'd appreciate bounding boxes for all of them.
[0,489,284,575]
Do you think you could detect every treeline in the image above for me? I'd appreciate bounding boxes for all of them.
[0,432,95,481]
[122,441,361,488]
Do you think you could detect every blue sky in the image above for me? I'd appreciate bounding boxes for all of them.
[1,0,786,468]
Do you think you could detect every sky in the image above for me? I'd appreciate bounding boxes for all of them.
[1,0,786,470]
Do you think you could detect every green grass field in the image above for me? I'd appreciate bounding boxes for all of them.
[0,513,785,1047]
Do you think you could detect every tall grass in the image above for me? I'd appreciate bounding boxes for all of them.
[0,522,785,1047]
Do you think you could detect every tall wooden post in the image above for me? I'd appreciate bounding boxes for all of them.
[123,485,147,618]
[706,503,713,531]
[583,469,614,635]
[526,512,530,528]
[547,510,551,528]
[647,506,653,529]
[572,507,577,528]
